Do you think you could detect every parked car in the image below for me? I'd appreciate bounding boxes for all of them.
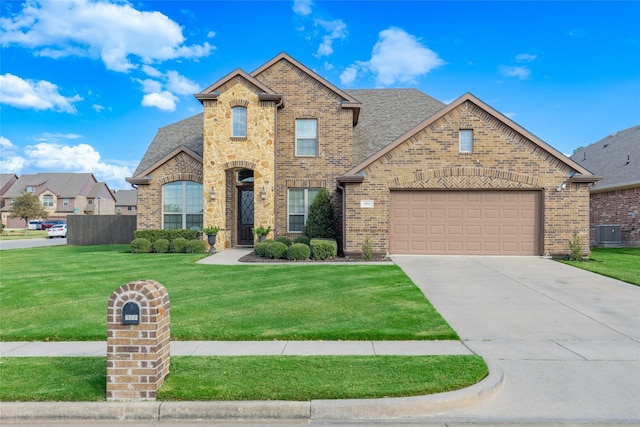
[47,223,67,238]
[41,220,66,230]
[28,220,43,230]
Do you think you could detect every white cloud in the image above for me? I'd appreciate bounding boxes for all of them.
[22,142,133,189]
[339,65,359,85]
[344,27,444,87]
[142,91,177,111]
[516,53,537,63]
[499,65,531,80]
[92,104,105,112]
[293,0,313,16]
[166,71,200,95]
[314,18,347,57]
[0,73,83,113]
[1,0,213,73]
[0,136,16,149]
[207,31,216,39]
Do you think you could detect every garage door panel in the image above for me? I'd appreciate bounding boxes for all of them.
[390,191,541,255]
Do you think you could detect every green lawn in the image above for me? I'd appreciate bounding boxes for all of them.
[0,355,487,401]
[559,247,640,286]
[0,245,457,341]
[0,230,47,240]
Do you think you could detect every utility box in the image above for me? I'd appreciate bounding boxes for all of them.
[595,225,622,244]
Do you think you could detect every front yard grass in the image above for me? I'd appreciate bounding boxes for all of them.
[0,230,47,240]
[559,247,640,286]
[0,245,457,341]
[0,355,487,401]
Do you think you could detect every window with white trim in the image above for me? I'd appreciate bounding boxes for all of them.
[295,119,317,156]
[162,181,203,230]
[459,129,473,153]
[63,198,69,207]
[43,195,54,207]
[232,106,247,137]
[288,188,320,232]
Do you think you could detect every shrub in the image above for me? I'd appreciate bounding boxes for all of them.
[170,237,188,253]
[134,229,199,244]
[275,236,292,247]
[303,188,337,239]
[254,241,273,257]
[186,239,206,253]
[568,232,584,261]
[265,241,288,259]
[310,239,337,260]
[362,236,373,261]
[288,243,311,261]
[131,238,152,253]
[152,238,170,254]
[294,235,311,246]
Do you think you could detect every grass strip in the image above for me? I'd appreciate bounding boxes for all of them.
[0,356,487,402]
[559,247,640,286]
[0,245,456,341]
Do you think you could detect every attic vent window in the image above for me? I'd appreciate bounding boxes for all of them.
[26,186,35,192]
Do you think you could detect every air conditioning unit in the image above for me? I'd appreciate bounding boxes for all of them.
[595,225,621,244]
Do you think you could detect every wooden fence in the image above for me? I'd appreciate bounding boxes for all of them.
[67,215,137,246]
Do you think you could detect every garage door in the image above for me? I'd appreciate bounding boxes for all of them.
[390,191,541,255]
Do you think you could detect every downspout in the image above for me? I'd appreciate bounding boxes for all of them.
[337,181,346,256]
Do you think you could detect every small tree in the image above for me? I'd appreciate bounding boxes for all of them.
[9,192,48,236]
[303,187,336,239]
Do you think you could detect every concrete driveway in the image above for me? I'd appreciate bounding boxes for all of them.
[391,255,640,423]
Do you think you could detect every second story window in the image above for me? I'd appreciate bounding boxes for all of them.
[232,106,247,138]
[459,129,473,153]
[296,119,317,156]
[43,195,54,207]
[26,186,35,193]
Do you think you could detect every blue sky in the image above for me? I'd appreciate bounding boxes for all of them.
[1,0,638,190]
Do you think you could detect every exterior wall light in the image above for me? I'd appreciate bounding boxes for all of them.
[260,187,267,200]
[556,183,566,192]
[210,188,216,201]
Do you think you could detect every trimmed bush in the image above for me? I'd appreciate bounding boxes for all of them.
[170,237,188,253]
[303,188,336,239]
[254,241,273,257]
[294,235,311,246]
[131,238,152,253]
[288,243,311,261]
[362,236,373,261]
[275,236,292,247]
[265,242,288,259]
[310,239,338,260]
[186,239,206,254]
[152,238,170,254]
[134,229,200,244]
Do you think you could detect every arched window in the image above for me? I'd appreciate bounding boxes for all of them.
[162,181,203,229]
[232,106,247,137]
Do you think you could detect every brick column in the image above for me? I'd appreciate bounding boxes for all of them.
[106,280,170,401]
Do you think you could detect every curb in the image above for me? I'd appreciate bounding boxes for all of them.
[0,361,503,421]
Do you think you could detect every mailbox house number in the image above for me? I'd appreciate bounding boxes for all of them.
[122,302,140,325]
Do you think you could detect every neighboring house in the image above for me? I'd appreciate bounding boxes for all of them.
[0,173,116,228]
[128,52,599,256]
[0,174,18,196]
[114,189,137,215]
[570,125,639,247]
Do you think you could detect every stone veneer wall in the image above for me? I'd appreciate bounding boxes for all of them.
[343,100,591,256]
[254,59,353,239]
[590,187,640,245]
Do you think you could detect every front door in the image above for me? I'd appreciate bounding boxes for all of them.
[237,186,254,246]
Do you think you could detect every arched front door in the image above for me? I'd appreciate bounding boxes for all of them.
[237,170,254,246]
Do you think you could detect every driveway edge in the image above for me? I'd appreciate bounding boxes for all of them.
[0,361,503,421]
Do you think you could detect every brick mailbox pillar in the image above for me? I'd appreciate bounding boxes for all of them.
[107,280,170,401]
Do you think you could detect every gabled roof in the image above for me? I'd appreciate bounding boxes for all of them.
[343,93,596,180]
[0,174,18,195]
[252,52,361,125]
[132,113,204,177]
[2,173,98,198]
[570,124,640,192]
[194,68,280,103]
[346,89,445,164]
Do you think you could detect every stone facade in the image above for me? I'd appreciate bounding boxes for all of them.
[590,188,640,245]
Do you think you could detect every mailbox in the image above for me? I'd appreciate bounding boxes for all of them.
[122,301,140,325]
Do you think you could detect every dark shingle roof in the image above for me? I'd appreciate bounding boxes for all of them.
[346,89,446,164]
[570,125,640,190]
[133,113,204,176]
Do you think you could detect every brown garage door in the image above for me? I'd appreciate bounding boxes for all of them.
[390,191,541,255]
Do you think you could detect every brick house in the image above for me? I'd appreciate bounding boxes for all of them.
[128,52,599,256]
[1,173,116,228]
[570,125,639,247]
